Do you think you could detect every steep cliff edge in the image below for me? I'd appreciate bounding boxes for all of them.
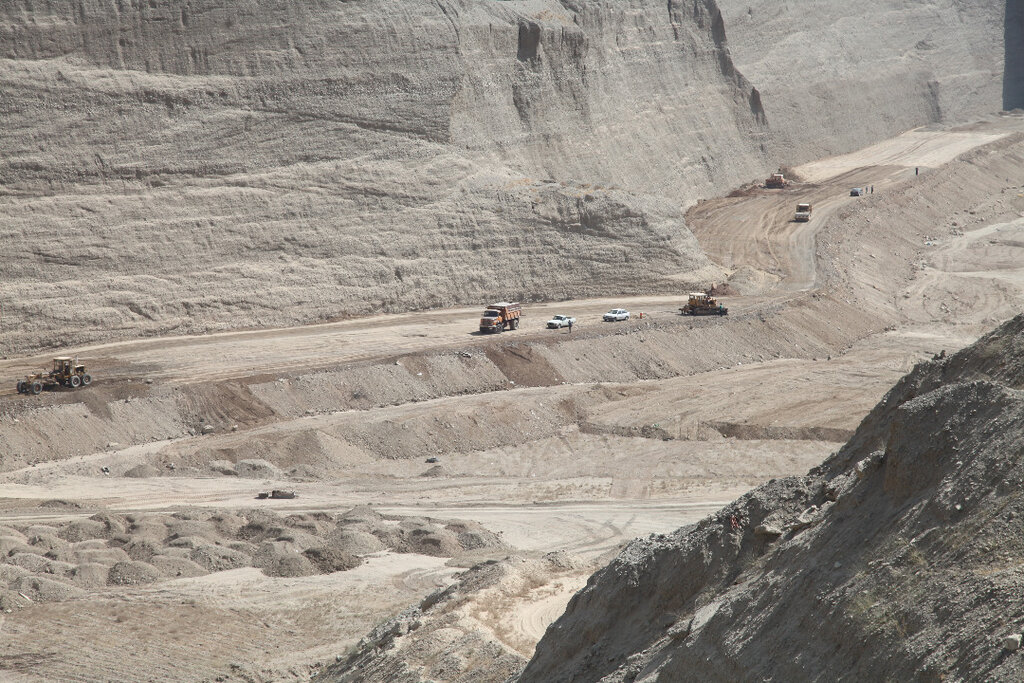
[522,314,1024,682]
[718,0,1010,163]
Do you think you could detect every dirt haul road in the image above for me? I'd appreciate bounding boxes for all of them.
[0,117,1022,683]
[0,125,1007,392]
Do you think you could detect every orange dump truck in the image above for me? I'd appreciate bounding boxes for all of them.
[479,302,521,333]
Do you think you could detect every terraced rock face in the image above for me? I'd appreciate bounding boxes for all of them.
[0,0,766,352]
[718,0,1010,163]
[521,314,1024,682]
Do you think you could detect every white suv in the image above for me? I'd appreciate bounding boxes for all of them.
[603,309,630,322]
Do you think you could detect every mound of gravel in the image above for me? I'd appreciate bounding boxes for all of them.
[57,519,108,543]
[169,535,215,550]
[443,521,507,553]
[8,553,75,577]
[253,542,317,578]
[208,459,238,476]
[303,546,362,574]
[328,528,386,556]
[236,459,283,479]
[0,590,28,611]
[336,506,385,527]
[89,512,128,537]
[107,560,162,586]
[11,575,85,602]
[124,520,170,542]
[23,525,59,537]
[380,519,463,557]
[209,513,247,537]
[72,548,130,566]
[0,536,33,557]
[71,562,110,588]
[165,519,221,542]
[123,463,161,478]
[285,513,333,536]
[0,563,32,584]
[28,532,67,557]
[190,545,251,572]
[150,556,209,579]
[121,538,160,562]
[420,465,447,478]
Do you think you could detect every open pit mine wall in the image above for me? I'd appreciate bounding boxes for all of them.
[0,0,769,199]
[0,1,1016,351]
[718,0,1012,164]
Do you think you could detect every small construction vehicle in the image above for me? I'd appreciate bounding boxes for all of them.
[479,302,522,333]
[17,357,92,395]
[794,203,812,222]
[680,292,728,316]
[765,172,787,188]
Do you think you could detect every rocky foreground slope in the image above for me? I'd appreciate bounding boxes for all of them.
[521,313,1024,682]
[0,0,1015,351]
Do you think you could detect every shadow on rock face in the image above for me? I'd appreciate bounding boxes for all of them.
[1006,2,1024,110]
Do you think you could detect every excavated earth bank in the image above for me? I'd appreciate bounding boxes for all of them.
[521,314,1024,683]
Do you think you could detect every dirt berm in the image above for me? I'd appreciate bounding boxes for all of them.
[520,313,1024,682]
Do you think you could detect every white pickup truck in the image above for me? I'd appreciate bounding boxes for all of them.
[603,309,630,322]
[546,314,576,329]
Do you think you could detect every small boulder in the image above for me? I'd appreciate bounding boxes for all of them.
[1004,634,1022,652]
[755,524,784,539]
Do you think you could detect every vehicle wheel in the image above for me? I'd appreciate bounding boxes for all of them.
[70,375,82,388]
[81,374,92,386]
[31,382,42,395]
[511,319,519,330]
[16,381,24,394]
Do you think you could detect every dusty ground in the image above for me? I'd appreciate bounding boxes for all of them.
[1,115,1022,682]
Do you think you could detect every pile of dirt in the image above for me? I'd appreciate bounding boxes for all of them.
[521,314,1024,682]
[0,507,509,611]
[318,554,586,683]
[123,464,161,479]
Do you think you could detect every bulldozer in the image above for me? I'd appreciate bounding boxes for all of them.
[17,357,92,395]
[680,292,728,316]
[765,172,787,189]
